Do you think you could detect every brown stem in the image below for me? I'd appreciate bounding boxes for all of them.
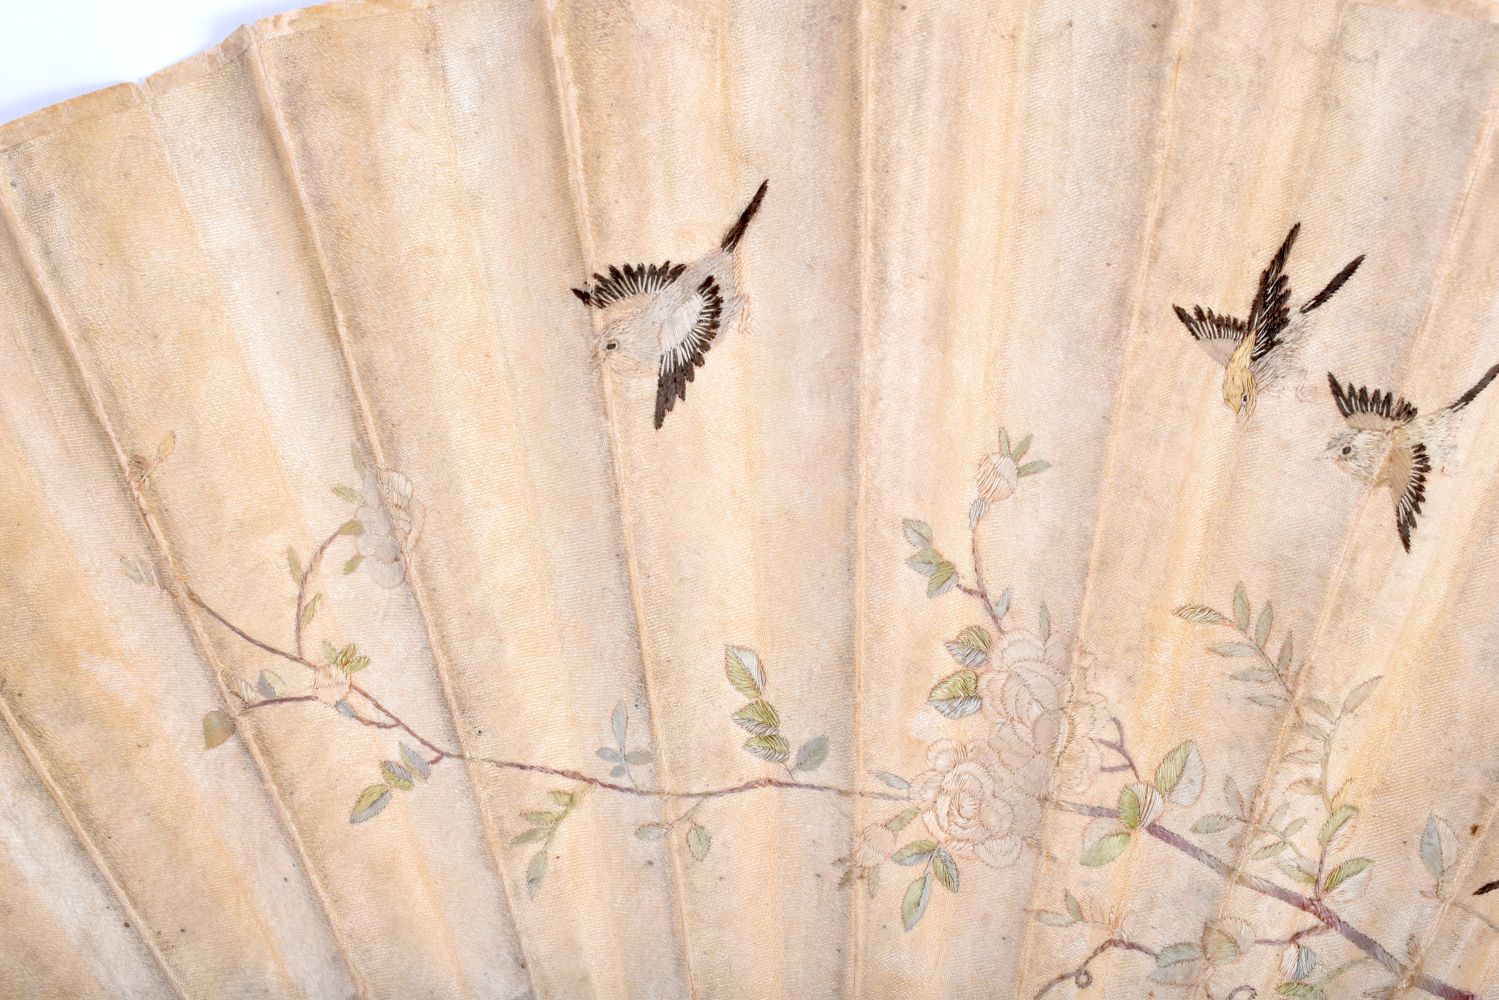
[964,503,1008,637]
[295,528,342,658]
[1049,800,1475,1000]
[1092,716,1141,780]
[1033,937,1157,998]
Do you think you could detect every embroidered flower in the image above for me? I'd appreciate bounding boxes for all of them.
[355,467,425,589]
[852,823,897,867]
[976,451,1020,503]
[982,630,1110,795]
[909,739,1026,869]
[311,663,351,706]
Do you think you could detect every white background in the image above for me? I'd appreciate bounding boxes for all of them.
[0,1,294,125]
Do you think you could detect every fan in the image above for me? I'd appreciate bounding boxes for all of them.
[3,0,1499,997]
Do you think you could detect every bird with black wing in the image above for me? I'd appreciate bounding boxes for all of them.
[1323,362,1499,551]
[572,179,767,429]
[1175,223,1365,423]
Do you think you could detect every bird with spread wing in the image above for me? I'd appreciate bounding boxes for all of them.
[572,179,767,429]
[1175,223,1365,423]
[1323,363,1499,551]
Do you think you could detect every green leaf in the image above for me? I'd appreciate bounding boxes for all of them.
[523,811,562,827]
[256,669,286,700]
[1154,741,1203,806]
[724,646,766,699]
[991,587,1012,623]
[1232,582,1249,631]
[337,518,364,536]
[944,626,993,667]
[1276,983,1322,998]
[611,702,627,748]
[1156,942,1204,967]
[886,806,919,833]
[931,849,959,892]
[342,654,370,674]
[795,735,829,773]
[1319,804,1357,847]
[635,823,668,842]
[300,593,322,629]
[1012,434,1032,461]
[927,670,981,719]
[743,733,790,764]
[1039,604,1051,641]
[401,743,431,781]
[1036,910,1071,927]
[1065,891,1083,922]
[351,441,365,475]
[202,710,234,750]
[998,428,1011,456]
[1119,785,1144,830]
[1342,676,1382,716]
[550,790,574,808]
[1321,857,1373,895]
[1017,459,1049,477]
[1279,862,1317,886]
[1255,603,1274,648]
[902,519,933,547]
[1080,831,1131,867]
[350,784,391,824]
[1422,814,1458,881]
[1211,642,1260,658]
[892,840,937,866]
[1191,814,1234,834]
[624,750,653,765]
[512,827,548,845]
[731,699,781,736]
[927,562,957,598]
[901,872,932,931]
[873,771,910,791]
[333,484,361,504]
[286,547,303,586]
[906,547,943,576]
[526,850,547,899]
[969,497,987,532]
[1174,604,1228,625]
[343,554,364,575]
[1278,634,1295,675]
[687,823,711,862]
[381,761,414,791]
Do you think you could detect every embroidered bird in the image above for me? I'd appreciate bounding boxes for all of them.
[1323,363,1499,551]
[572,179,768,429]
[1174,223,1365,423]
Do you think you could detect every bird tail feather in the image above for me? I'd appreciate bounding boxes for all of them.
[1300,254,1365,314]
[721,179,769,252]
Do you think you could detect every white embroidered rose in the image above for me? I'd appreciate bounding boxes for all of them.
[355,467,425,589]
[975,451,1020,503]
[982,630,1110,795]
[910,739,1025,869]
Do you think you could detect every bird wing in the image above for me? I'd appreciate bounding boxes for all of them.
[1326,372,1418,431]
[1173,304,1246,367]
[1386,440,1430,552]
[1246,224,1297,366]
[654,275,724,428]
[572,261,685,308]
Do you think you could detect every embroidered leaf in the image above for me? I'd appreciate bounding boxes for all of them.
[944,626,993,668]
[892,841,936,866]
[1277,634,1294,676]
[907,547,943,576]
[927,562,958,598]
[1279,862,1316,886]
[1211,642,1260,658]
[902,519,933,547]
[549,790,574,808]
[1036,910,1071,927]
[400,743,431,781]
[902,872,932,931]
[1017,459,1049,477]
[1065,891,1083,922]
[886,807,919,833]
[202,710,234,750]
[1174,604,1228,625]
[1275,983,1322,999]
[724,646,766,699]
[334,699,355,719]
[1224,776,1246,817]
[1118,784,1163,831]
[333,484,361,504]
[512,827,548,845]
[873,771,910,791]
[300,593,322,629]
[1319,804,1357,847]
[624,750,652,765]
[991,587,1013,623]
[969,497,987,532]
[351,441,365,475]
[612,701,627,748]
[1157,942,1204,967]
[687,823,712,862]
[931,849,959,893]
[523,811,562,827]
[286,547,303,586]
[157,431,176,460]
[381,761,414,791]
[343,554,363,575]
[597,747,624,763]
[928,670,981,719]
[1154,741,1203,806]
[1342,676,1382,716]
[526,849,547,898]
[742,734,790,764]
[1421,814,1460,881]
[1080,821,1131,867]
[256,669,286,700]
[1232,582,1250,631]
[1321,857,1373,895]
[795,736,829,773]
[1255,603,1274,647]
[1039,604,1051,641]
[1203,924,1241,964]
[732,700,781,736]
[350,784,391,824]
[337,518,364,536]
[1012,434,1032,461]
[635,823,668,842]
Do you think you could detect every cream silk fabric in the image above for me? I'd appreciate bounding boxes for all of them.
[3,1,1499,998]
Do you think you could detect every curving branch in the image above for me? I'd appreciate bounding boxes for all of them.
[1048,800,1475,1000]
[956,501,1008,637]
[1032,937,1157,998]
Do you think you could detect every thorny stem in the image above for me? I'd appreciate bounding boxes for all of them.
[1047,800,1476,1000]
[1032,937,1157,998]
[186,585,907,804]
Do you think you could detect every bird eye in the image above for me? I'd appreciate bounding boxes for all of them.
[1341,445,1351,456]
[604,340,618,351]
